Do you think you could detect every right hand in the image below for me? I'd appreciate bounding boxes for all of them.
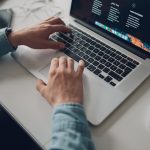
[36,57,85,107]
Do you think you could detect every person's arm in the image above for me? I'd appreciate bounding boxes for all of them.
[50,104,95,150]
[0,17,70,57]
[36,57,95,150]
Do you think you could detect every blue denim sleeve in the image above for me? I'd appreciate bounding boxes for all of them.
[49,104,95,150]
[0,28,16,57]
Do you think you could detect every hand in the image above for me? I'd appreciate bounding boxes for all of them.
[8,17,71,49]
[36,57,85,107]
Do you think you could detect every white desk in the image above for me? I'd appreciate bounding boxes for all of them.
[0,0,150,149]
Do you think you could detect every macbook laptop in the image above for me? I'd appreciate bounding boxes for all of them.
[12,0,150,125]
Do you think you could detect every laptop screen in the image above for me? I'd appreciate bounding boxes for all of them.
[70,0,150,55]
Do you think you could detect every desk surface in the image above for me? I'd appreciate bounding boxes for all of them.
[0,0,150,150]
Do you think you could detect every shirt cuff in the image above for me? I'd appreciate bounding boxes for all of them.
[0,28,16,56]
[52,103,90,136]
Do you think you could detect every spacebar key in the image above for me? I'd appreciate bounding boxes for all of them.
[109,71,123,81]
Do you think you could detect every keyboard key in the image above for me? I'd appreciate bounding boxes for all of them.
[116,51,121,55]
[98,64,105,70]
[93,48,99,53]
[81,47,87,52]
[87,65,96,72]
[104,76,113,83]
[86,50,92,55]
[115,55,122,60]
[116,69,123,74]
[83,43,90,47]
[113,61,120,66]
[120,58,128,64]
[83,55,89,60]
[110,82,116,87]
[98,51,104,56]
[121,53,127,58]
[95,56,101,61]
[133,60,139,65]
[74,49,80,55]
[90,53,96,58]
[76,43,82,48]
[95,44,102,48]
[126,62,136,69]
[90,40,97,45]
[88,58,94,63]
[94,69,101,75]
[105,49,111,54]
[79,40,86,45]
[124,67,132,73]
[103,67,110,73]
[121,67,132,77]
[100,59,107,64]
[110,52,117,57]
[108,57,115,63]
[119,64,126,69]
[93,61,99,66]
[111,48,116,52]
[109,71,123,81]
[103,54,110,60]
[89,46,95,51]
[99,74,105,79]
[78,52,84,57]
[100,46,107,51]
[110,65,117,71]
[122,71,130,77]
[105,62,112,68]
[127,57,133,61]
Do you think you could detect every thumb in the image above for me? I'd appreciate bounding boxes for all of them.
[36,79,47,96]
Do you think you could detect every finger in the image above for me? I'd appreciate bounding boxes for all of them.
[40,17,55,24]
[51,25,71,33]
[76,60,85,76]
[50,58,59,71]
[47,17,65,25]
[41,40,65,49]
[45,17,55,22]
[36,79,47,96]
[59,56,67,69]
[67,58,74,70]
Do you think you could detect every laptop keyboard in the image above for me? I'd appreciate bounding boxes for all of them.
[51,24,140,87]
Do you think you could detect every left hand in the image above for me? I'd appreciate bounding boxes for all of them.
[8,17,71,49]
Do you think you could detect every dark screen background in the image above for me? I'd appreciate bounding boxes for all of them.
[70,0,150,52]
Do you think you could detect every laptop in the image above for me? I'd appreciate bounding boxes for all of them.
[12,0,150,126]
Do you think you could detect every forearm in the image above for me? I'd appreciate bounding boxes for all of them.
[49,104,95,150]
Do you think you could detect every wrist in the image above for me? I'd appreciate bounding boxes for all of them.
[8,32,18,47]
[8,31,22,47]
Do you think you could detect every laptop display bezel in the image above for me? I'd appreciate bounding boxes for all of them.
[70,1,150,59]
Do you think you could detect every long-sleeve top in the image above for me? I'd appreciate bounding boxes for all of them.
[0,28,95,150]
